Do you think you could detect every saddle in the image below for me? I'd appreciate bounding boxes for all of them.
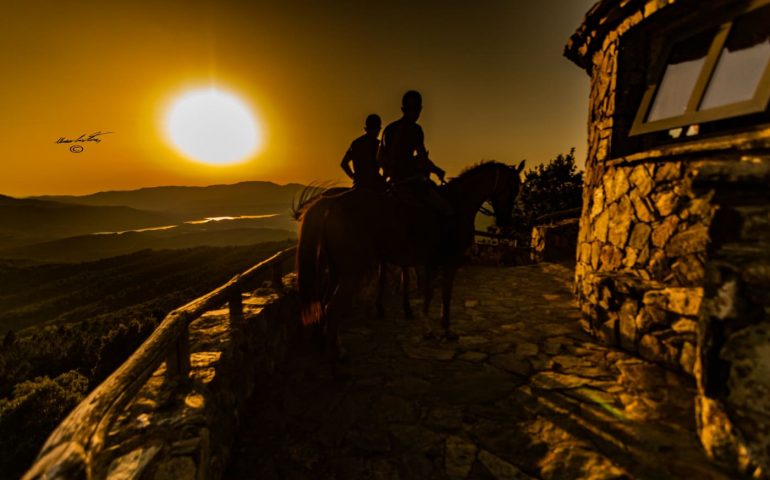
[388,177,453,217]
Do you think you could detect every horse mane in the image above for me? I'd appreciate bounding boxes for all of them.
[453,160,509,182]
[291,182,336,220]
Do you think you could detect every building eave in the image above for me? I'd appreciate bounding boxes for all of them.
[564,0,674,72]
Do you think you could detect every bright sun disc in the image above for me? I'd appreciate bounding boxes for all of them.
[165,88,262,165]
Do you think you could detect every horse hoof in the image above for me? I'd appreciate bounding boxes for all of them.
[444,331,459,342]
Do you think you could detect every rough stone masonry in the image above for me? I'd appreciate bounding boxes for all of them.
[565,0,770,476]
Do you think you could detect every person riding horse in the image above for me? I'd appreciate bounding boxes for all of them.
[379,90,451,215]
[297,160,525,366]
[340,114,386,191]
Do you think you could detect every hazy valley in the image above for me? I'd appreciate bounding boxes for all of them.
[0,181,302,261]
[0,181,304,476]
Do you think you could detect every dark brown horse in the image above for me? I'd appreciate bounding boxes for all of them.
[296,161,524,360]
[293,185,416,320]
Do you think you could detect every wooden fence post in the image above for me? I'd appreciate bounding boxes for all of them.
[272,261,283,290]
[229,288,243,322]
[166,326,190,382]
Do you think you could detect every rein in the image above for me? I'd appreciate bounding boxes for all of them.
[478,166,501,217]
[491,167,500,197]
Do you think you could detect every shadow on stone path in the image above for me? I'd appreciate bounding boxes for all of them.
[226,264,733,480]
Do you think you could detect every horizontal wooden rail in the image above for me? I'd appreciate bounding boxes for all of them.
[533,207,581,225]
[23,246,297,480]
[474,230,513,240]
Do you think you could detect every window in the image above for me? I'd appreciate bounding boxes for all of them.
[630,1,770,136]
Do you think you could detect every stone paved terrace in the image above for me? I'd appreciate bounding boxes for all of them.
[226,264,734,480]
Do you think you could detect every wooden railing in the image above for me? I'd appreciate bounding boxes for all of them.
[23,246,297,480]
[533,207,581,225]
[474,229,515,241]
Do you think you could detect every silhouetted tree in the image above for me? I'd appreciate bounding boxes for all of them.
[512,148,583,245]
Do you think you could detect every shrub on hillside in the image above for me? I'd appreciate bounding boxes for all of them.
[0,370,88,478]
[91,318,155,385]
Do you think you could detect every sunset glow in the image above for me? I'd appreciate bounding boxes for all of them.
[0,1,594,196]
[165,88,263,165]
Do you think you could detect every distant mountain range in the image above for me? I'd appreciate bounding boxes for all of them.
[0,227,295,263]
[31,181,306,217]
[0,195,175,249]
[0,181,307,260]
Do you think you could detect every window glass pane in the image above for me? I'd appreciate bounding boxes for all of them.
[647,28,716,122]
[700,5,770,110]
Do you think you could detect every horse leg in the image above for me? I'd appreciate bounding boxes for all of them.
[441,265,459,341]
[422,265,436,338]
[324,273,357,375]
[402,267,414,319]
[376,263,386,319]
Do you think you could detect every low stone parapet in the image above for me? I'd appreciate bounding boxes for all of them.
[693,161,770,476]
[531,217,579,263]
[578,271,699,375]
[101,278,300,480]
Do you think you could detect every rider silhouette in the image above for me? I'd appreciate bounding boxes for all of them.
[379,90,451,215]
[379,90,445,184]
[340,114,386,190]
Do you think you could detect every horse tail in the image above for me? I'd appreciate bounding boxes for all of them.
[291,182,346,221]
[297,198,328,326]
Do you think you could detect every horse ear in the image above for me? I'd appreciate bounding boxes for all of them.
[516,159,526,174]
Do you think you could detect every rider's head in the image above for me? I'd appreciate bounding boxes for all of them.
[364,113,381,135]
[401,90,422,122]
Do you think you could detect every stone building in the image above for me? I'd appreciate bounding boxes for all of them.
[565,0,770,475]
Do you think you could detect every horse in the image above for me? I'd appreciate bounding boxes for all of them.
[296,160,525,362]
[293,184,419,320]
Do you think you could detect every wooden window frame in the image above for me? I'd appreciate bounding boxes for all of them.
[630,0,770,136]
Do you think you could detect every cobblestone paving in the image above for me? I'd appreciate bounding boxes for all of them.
[227,264,733,479]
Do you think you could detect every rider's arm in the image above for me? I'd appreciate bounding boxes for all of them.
[377,127,391,180]
[427,159,446,182]
[414,126,429,162]
[340,146,355,180]
[415,127,446,182]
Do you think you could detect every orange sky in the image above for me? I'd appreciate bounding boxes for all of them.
[0,0,595,196]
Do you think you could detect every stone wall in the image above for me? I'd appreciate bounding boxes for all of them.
[98,276,301,480]
[566,0,770,476]
[531,218,579,264]
[576,160,714,373]
[693,161,770,477]
[569,0,716,372]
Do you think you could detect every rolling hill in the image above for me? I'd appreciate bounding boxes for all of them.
[32,181,307,217]
[1,181,308,255]
[0,195,176,249]
[0,225,296,262]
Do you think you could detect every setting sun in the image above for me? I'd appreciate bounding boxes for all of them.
[164,88,263,166]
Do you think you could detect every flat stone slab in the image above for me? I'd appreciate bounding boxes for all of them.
[402,343,456,361]
[227,264,733,480]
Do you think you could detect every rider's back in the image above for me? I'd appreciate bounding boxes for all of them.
[381,118,426,182]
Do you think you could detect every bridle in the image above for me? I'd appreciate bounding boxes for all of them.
[478,165,502,217]
[491,166,501,197]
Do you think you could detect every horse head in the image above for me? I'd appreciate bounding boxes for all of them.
[488,160,525,229]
